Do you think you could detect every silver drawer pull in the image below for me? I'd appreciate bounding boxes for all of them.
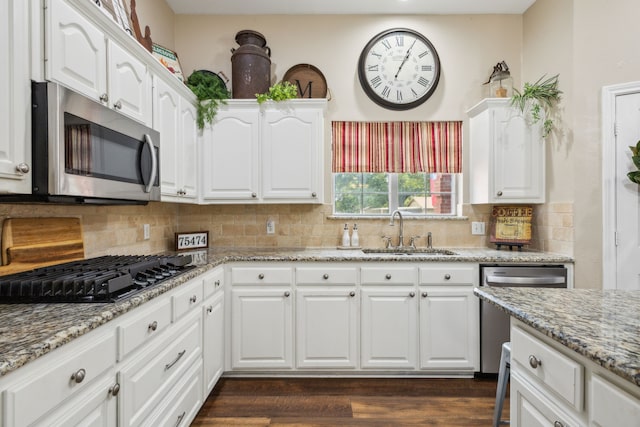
[323,274,329,279]
[409,292,415,298]
[165,350,186,371]
[258,273,265,279]
[190,295,197,303]
[175,411,186,427]
[109,383,120,396]
[421,292,428,298]
[284,291,291,297]
[444,274,451,280]
[385,274,392,280]
[148,321,158,331]
[70,368,86,384]
[349,291,356,297]
[529,355,542,369]
[553,422,564,427]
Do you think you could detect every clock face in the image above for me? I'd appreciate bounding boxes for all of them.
[358,28,441,110]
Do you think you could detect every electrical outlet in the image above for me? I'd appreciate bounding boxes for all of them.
[266,219,275,235]
[143,224,150,240]
[471,222,486,235]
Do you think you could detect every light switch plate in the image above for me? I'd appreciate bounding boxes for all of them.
[266,219,275,235]
[143,224,150,240]
[471,222,486,235]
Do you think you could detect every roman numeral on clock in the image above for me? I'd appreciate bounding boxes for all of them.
[381,39,392,50]
[418,77,430,87]
[422,65,433,71]
[370,76,382,88]
[381,86,391,98]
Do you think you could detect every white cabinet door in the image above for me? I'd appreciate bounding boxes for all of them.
[107,39,152,127]
[419,286,479,371]
[230,287,293,370]
[0,0,31,193]
[201,106,260,201]
[296,287,358,369]
[154,76,181,198]
[203,290,224,396]
[47,0,107,102]
[468,98,545,204]
[261,105,323,202]
[178,101,199,201]
[360,287,418,369]
[155,75,198,203]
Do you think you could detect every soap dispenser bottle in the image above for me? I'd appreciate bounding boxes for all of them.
[351,223,359,247]
[341,223,350,247]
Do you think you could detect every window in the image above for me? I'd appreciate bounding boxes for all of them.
[333,172,457,216]
[331,121,462,217]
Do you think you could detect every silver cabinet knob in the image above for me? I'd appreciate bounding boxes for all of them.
[215,280,221,287]
[323,274,329,280]
[148,320,158,331]
[251,192,257,198]
[207,305,213,314]
[409,292,416,298]
[16,163,30,174]
[553,422,565,427]
[109,383,120,396]
[284,291,290,297]
[311,192,317,197]
[421,292,428,298]
[385,274,392,280]
[444,274,451,280]
[349,291,356,297]
[189,295,197,303]
[71,368,86,384]
[113,100,122,110]
[99,93,109,103]
[529,355,542,369]
[497,191,503,197]
[258,273,265,279]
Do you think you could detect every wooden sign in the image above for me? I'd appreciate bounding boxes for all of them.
[489,205,533,249]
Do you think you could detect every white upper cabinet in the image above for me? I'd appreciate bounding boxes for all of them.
[0,0,31,193]
[154,76,199,202]
[200,99,326,204]
[47,0,152,126]
[467,98,545,204]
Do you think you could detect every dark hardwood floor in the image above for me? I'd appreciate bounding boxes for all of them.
[192,376,507,426]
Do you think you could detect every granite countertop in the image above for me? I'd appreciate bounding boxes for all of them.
[474,287,640,388]
[0,247,572,377]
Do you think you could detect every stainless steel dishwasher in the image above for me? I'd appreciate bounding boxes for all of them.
[479,264,568,374]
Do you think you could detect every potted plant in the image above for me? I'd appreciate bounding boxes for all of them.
[627,140,640,184]
[186,70,231,130]
[510,74,562,138]
[255,81,298,104]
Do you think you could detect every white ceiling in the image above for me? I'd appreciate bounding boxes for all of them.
[165,0,537,15]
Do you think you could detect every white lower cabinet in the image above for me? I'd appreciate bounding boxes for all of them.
[361,286,418,369]
[296,287,358,369]
[510,320,640,427]
[203,290,225,396]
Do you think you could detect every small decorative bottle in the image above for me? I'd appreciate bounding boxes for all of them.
[341,223,351,247]
[351,223,359,247]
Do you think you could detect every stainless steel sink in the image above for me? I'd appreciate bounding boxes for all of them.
[361,248,457,255]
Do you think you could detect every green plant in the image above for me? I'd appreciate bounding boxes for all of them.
[510,74,562,138]
[256,81,298,104]
[627,140,640,184]
[186,70,230,129]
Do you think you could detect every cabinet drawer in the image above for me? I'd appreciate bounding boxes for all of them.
[296,267,358,285]
[120,313,202,427]
[203,267,224,299]
[511,326,584,410]
[6,331,116,427]
[231,266,293,285]
[361,266,415,284]
[118,298,171,360]
[419,265,476,285]
[172,277,204,321]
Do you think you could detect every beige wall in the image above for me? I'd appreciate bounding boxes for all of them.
[129,0,176,50]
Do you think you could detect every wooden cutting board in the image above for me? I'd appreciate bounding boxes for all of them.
[0,217,85,275]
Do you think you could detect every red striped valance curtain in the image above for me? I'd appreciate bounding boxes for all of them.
[331,121,462,173]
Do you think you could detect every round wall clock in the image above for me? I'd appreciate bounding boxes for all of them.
[358,28,441,110]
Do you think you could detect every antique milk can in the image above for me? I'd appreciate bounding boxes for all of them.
[231,30,271,98]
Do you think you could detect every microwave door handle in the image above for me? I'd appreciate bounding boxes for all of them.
[143,134,158,194]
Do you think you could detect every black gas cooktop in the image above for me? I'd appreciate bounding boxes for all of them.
[0,254,193,303]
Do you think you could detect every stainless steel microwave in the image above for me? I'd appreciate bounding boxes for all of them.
[1,82,160,204]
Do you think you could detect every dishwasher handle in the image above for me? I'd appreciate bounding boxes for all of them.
[485,275,566,286]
